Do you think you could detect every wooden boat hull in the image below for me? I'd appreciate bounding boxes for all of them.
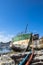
[10,33,32,52]
[10,39,29,52]
[10,45,26,52]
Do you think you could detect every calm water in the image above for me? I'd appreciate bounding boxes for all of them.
[0,47,11,54]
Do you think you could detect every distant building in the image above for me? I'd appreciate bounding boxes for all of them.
[0,41,11,48]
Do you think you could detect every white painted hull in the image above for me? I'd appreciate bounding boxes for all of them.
[10,39,30,51]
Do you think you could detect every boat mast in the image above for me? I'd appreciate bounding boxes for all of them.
[25,24,28,33]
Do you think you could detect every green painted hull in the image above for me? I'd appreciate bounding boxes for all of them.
[10,33,32,51]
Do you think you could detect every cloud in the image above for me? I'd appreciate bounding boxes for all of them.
[0,32,14,42]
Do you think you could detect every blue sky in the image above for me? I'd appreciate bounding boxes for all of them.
[0,0,43,42]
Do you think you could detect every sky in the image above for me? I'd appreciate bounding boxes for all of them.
[0,0,43,42]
